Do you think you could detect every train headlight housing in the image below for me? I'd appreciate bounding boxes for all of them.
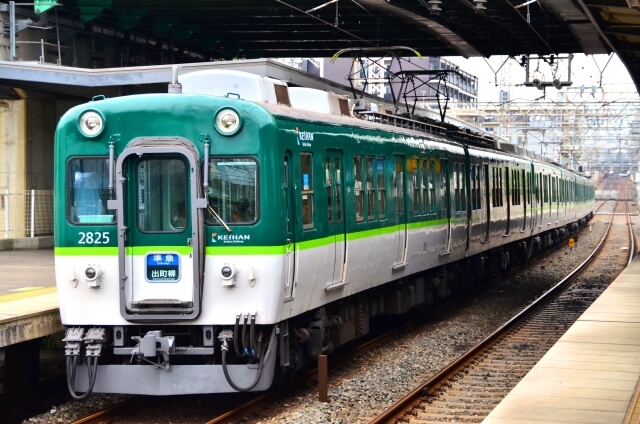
[220,263,238,287]
[78,110,105,138]
[84,265,104,288]
[214,108,241,136]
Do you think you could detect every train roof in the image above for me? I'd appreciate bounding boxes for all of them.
[170,69,589,180]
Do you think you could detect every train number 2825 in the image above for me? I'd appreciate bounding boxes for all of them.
[78,231,110,244]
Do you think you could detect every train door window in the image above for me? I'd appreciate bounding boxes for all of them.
[429,160,437,214]
[366,156,375,220]
[68,157,115,225]
[512,169,521,206]
[206,157,258,226]
[551,176,557,203]
[354,155,364,222]
[393,156,405,216]
[440,159,449,217]
[421,160,428,214]
[377,156,386,219]
[325,154,343,223]
[543,175,549,203]
[137,158,187,232]
[492,167,503,208]
[471,164,481,210]
[454,162,465,213]
[300,153,314,230]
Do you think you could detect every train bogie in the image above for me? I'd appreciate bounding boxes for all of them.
[54,69,594,397]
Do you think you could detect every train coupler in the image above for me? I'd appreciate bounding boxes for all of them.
[130,330,175,369]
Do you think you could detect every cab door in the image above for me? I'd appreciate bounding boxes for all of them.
[325,150,346,288]
[112,139,204,321]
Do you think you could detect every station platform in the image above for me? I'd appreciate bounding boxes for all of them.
[484,254,640,424]
[0,249,60,349]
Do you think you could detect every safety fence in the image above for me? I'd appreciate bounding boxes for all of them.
[1,190,54,238]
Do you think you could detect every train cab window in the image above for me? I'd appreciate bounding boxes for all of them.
[206,157,258,226]
[366,156,375,220]
[354,156,364,222]
[376,157,386,219]
[300,153,314,230]
[67,157,115,225]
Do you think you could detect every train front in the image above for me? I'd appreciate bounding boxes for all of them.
[54,71,285,397]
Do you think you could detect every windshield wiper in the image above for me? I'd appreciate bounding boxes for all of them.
[207,204,232,233]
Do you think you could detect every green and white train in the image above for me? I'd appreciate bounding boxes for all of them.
[54,69,594,397]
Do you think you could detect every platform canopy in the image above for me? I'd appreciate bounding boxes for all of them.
[20,0,640,93]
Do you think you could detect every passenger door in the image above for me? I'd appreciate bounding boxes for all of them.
[284,153,297,300]
[440,159,452,255]
[393,155,407,268]
[325,150,347,288]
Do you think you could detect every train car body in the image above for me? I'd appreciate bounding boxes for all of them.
[54,69,594,397]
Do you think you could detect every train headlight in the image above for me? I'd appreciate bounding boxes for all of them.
[214,108,241,136]
[220,263,238,287]
[78,110,105,137]
[85,265,104,288]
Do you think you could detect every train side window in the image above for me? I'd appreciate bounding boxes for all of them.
[354,155,364,222]
[366,156,375,220]
[68,157,115,225]
[206,157,258,226]
[377,156,386,219]
[300,153,314,230]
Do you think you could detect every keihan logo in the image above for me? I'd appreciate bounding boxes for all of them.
[211,232,218,242]
[296,127,314,145]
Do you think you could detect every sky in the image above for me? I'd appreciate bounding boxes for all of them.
[445,54,640,105]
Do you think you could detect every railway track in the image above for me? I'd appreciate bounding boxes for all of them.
[370,192,635,424]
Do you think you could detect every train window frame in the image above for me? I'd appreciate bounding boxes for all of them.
[67,156,116,225]
[205,156,259,226]
[300,152,314,230]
